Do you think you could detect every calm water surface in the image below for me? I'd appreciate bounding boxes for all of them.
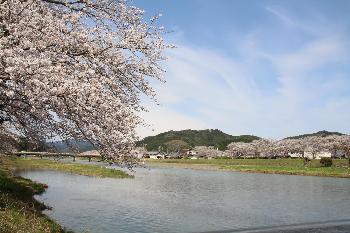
[20,166,350,233]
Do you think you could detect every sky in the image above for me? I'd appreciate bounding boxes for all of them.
[134,0,350,139]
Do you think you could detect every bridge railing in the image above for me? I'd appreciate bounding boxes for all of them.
[10,151,101,162]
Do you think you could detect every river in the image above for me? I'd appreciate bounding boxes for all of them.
[20,166,350,233]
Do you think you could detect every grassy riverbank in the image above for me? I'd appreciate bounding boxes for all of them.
[0,156,133,233]
[147,158,350,178]
[0,157,72,233]
[7,157,133,178]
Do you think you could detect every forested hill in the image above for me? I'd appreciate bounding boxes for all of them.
[136,129,260,151]
[16,138,96,153]
[47,140,95,153]
[285,130,344,140]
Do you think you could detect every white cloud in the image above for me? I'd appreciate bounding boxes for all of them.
[136,102,211,138]
[137,27,350,139]
[275,38,346,76]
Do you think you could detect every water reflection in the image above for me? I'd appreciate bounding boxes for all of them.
[20,166,350,233]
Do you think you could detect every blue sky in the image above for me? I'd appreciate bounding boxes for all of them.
[135,0,350,139]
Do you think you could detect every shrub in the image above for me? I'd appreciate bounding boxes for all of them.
[303,157,311,166]
[320,157,333,167]
[214,156,231,159]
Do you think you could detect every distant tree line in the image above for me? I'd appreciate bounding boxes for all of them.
[227,135,350,160]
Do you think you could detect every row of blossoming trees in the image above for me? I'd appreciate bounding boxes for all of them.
[186,135,350,159]
[225,135,350,159]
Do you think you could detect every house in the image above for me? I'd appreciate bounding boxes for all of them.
[165,152,182,159]
[145,151,165,159]
[131,147,147,159]
[186,150,197,156]
[80,150,100,155]
[288,151,331,159]
[304,151,331,159]
[288,152,303,158]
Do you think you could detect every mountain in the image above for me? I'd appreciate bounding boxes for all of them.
[136,129,260,151]
[285,130,344,140]
[47,140,96,153]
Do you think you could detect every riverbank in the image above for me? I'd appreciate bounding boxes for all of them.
[0,157,72,233]
[0,156,133,233]
[7,157,133,178]
[147,158,350,178]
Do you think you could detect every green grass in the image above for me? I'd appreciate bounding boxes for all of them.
[6,157,133,178]
[148,158,350,178]
[0,158,73,233]
[0,193,73,233]
[222,165,350,178]
[0,156,133,233]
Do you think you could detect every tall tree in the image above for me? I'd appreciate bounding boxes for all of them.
[164,140,190,153]
[0,0,169,167]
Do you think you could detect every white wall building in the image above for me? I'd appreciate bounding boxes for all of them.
[304,151,331,159]
[288,151,331,159]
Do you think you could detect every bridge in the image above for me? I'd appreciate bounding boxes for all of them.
[11,151,101,162]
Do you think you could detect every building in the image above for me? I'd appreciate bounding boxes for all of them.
[186,150,197,156]
[145,151,165,159]
[304,151,331,159]
[288,151,331,159]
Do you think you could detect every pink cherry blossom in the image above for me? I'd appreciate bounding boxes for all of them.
[0,0,170,168]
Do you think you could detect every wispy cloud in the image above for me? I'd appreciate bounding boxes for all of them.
[137,101,211,138]
[136,1,350,139]
[265,6,296,26]
[275,38,346,76]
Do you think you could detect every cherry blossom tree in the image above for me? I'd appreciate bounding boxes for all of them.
[321,135,342,158]
[273,139,295,158]
[164,140,190,153]
[338,135,350,158]
[0,123,17,153]
[194,146,223,158]
[227,135,350,162]
[281,138,308,158]
[251,139,277,158]
[227,142,253,158]
[304,136,329,159]
[323,135,350,165]
[0,0,169,167]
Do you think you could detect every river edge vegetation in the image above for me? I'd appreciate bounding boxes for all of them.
[147,158,350,178]
[0,157,71,233]
[8,157,133,178]
[0,157,133,233]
